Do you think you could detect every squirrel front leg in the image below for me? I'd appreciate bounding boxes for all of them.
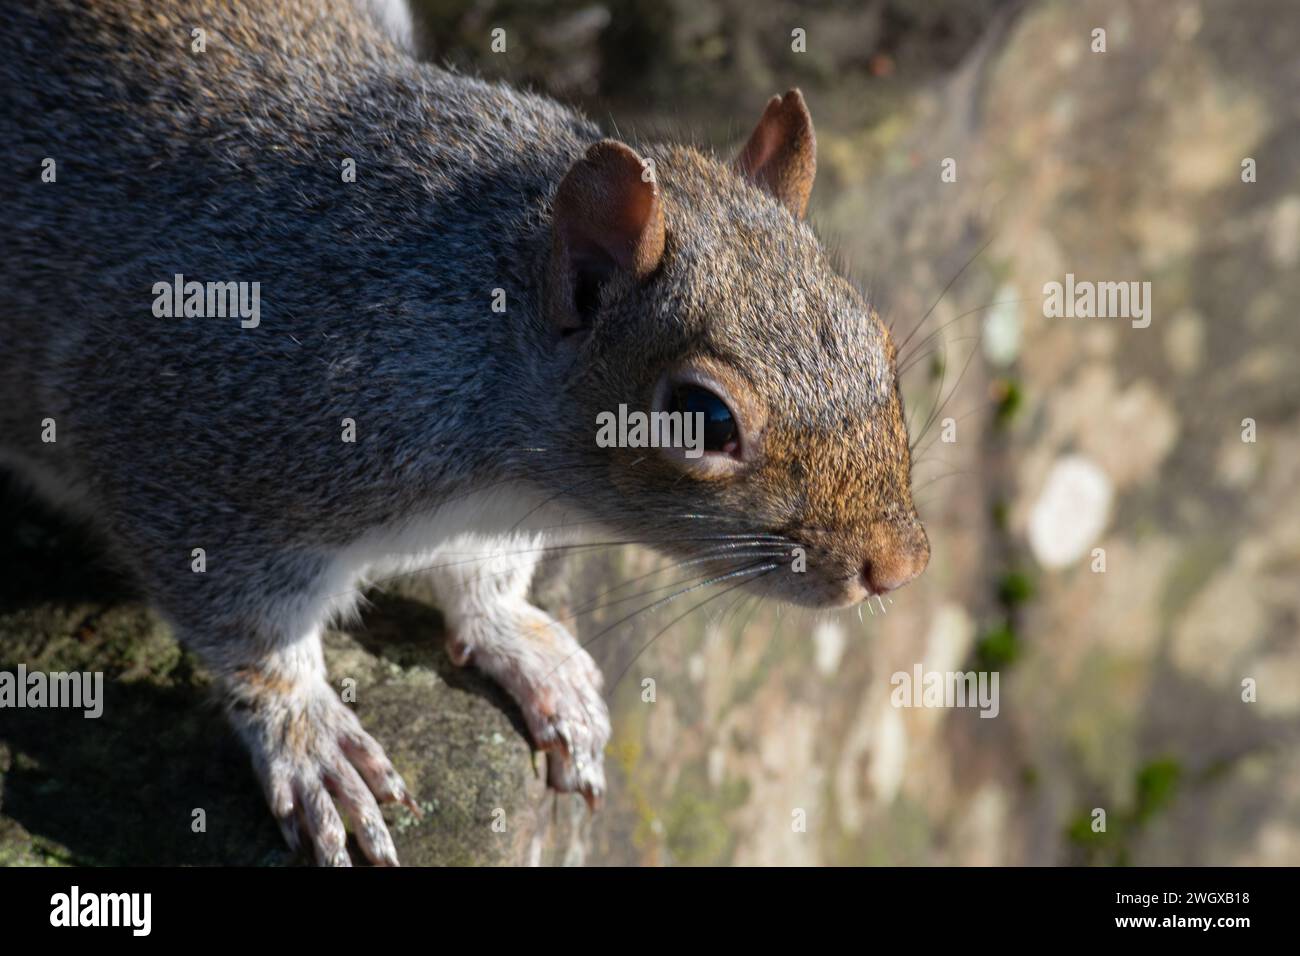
[427,534,610,806]
[151,557,419,867]
[214,634,419,865]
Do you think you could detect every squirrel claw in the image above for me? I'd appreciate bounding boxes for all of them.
[398,790,423,818]
[230,677,412,866]
[456,603,611,810]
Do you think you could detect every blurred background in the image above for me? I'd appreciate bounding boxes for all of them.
[2,0,1297,865]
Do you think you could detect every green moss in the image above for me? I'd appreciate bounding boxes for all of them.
[1065,758,1187,864]
[993,377,1023,427]
[997,570,1035,607]
[664,790,731,865]
[1134,758,1182,823]
[663,765,736,865]
[1066,810,1112,849]
[0,818,74,866]
[719,775,752,811]
[608,725,663,853]
[974,622,1021,669]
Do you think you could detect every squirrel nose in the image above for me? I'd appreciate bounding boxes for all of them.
[861,524,929,595]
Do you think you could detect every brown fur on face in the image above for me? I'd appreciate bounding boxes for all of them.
[549,135,928,607]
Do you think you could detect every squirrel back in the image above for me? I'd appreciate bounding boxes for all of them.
[0,0,928,609]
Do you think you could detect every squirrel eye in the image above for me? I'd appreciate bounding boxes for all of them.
[670,385,738,454]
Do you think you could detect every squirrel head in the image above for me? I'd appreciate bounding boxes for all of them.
[533,89,928,608]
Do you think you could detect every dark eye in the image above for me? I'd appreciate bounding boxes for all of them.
[670,385,738,454]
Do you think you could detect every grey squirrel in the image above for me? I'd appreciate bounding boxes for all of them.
[0,0,929,865]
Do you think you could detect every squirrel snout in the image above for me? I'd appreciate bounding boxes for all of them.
[860,523,930,595]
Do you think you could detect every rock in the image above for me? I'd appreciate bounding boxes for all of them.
[811,620,846,676]
[1027,455,1113,570]
[981,285,1023,367]
[0,479,585,866]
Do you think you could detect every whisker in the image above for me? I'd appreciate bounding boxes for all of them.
[910,398,1003,460]
[567,542,793,617]
[912,333,982,450]
[897,297,1033,371]
[562,549,789,623]
[570,558,781,662]
[910,468,979,495]
[894,232,997,359]
[339,534,782,601]
[898,334,978,379]
[603,564,780,695]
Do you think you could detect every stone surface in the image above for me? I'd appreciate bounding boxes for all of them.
[4,0,1299,867]
[0,478,585,866]
[560,0,1300,867]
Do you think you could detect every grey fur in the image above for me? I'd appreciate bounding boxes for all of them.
[0,0,925,862]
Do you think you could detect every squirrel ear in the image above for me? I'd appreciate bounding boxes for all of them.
[733,89,817,219]
[548,139,666,334]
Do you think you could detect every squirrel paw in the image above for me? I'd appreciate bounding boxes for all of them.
[450,604,610,808]
[226,676,419,866]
